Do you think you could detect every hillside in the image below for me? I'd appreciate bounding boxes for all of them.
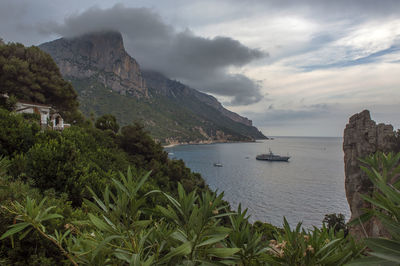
[39,31,266,144]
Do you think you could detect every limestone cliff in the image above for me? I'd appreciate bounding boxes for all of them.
[40,31,147,97]
[343,110,396,238]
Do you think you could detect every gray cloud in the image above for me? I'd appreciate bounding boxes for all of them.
[246,104,331,127]
[233,0,400,21]
[40,4,266,105]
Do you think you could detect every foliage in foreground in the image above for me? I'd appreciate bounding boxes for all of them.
[348,152,400,265]
[1,163,364,265]
[1,168,240,265]
[265,218,363,266]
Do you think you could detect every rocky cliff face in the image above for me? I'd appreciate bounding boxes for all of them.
[40,31,147,97]
[142,70,254,127]
[191,90,253,127]
[343,110,396,238]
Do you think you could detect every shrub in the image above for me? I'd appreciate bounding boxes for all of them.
[0,108,40,157]
[323,213,348,235]
[264,218,363,265]
[348,152,400,265]
[95,114,119,133]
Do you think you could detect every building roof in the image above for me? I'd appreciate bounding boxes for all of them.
[17,100,52,108]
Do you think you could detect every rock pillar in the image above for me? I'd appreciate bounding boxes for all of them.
[343,110,395,238]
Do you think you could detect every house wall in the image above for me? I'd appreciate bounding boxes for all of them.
[15,103,51,125]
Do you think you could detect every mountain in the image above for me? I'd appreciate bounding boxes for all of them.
[40,31,147,98]
[39,31,266,144]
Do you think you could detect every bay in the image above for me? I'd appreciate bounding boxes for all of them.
[165,137,350,228]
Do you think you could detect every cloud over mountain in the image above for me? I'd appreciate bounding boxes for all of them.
[42,4,267,105]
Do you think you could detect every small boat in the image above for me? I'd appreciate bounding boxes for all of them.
[256,149,290,162]
[213,163,223,167]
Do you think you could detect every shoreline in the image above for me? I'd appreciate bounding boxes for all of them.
[162,138,266,148]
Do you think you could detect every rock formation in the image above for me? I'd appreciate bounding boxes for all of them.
[343,110,396,238]
[40,31,147,97]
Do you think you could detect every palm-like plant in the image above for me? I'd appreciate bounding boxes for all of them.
[1,168,244,265]
[348,152,400,265]
[0,196,74,264]
[155,183,240,264]
[226,204,268,265]
[66,168,159,265]
[264,218,363,266]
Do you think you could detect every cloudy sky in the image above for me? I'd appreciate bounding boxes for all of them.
[1,0,399,136]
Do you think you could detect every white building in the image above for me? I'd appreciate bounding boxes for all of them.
[15,101,70,130]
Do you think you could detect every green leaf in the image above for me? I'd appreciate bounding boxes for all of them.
[360,194,390,212]
[346,256,396,266]
[114,249,131,263]
[41,213,63,222]
[133,220,152,228]
[18,227,33,240]
[366,238,400,263]
[157,205,179,223]
[315,238,342,257]
[0,222,30,240]
[88,213,113,233]
[197,234,228,247]
[111,178,129,195]
[159,241,192,263]
[207,247,240,258]
[92,235,122,261]
[171,230,188,243]
[88,186,108,213]
[133,170,151,194]
[348,212,373,226]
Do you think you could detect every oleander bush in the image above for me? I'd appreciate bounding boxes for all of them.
[263,218,363,265]
[348,152,400,265]
[2,160,366,265]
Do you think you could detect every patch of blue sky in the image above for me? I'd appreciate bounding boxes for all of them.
[300,44,400,71]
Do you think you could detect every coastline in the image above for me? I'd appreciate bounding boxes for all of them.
[162,139,263,148]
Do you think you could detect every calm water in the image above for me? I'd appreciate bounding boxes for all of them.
[165,137,350,228]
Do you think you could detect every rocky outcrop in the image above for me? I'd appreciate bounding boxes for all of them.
[40,31,147,97]
[343,110,396,238]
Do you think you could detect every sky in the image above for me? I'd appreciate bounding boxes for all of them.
[1,0,399,137]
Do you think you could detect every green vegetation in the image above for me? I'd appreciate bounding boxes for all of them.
[0,42,82,122]
[348,152,400,265]
[95,114,119,133]
[70,76,264,144]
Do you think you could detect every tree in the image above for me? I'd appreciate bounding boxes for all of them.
[0,108,40,157]
[95,114,119,133]
[0,43,80,121]
[118,122,167,164]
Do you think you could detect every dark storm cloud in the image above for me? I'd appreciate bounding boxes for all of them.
[186,72,263,106]
[42,4,266,105]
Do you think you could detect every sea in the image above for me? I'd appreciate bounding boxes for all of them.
[165,137,350,229]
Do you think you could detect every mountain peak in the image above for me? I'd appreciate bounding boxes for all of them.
[40,31,147,97]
